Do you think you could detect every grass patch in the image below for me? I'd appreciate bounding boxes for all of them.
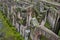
[0,11,24,40]
[44,19,51,29]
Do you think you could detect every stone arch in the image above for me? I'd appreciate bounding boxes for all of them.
[54,17,60,34]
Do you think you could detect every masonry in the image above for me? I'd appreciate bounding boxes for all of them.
[0,0,60,40]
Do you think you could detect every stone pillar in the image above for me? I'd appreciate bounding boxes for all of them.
[7,7,10,19]
[12,15,15,26]
[2,3,5,13]
[25,30,30,40]
[44,11,47,22]
[18,12,20,19]
[26,8,32,27]
[11,6,13,14]
[12,5,16,26]
[17,12,21,32]
[16,22,20,32]
[34,35,37,40]
[40,2,44,12]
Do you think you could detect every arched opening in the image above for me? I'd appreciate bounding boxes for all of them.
[55,18,60,34]
[37,35,41,40]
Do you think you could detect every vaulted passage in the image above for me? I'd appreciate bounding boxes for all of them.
[55,18,60,34]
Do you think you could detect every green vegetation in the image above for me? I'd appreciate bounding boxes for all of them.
[33,8,42,24]
[19,18,26,26]
[41,35,48,40]
[0,11,24,40]
[44,19,51,29]
[58,30,60,36]
[34,5,46,24]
